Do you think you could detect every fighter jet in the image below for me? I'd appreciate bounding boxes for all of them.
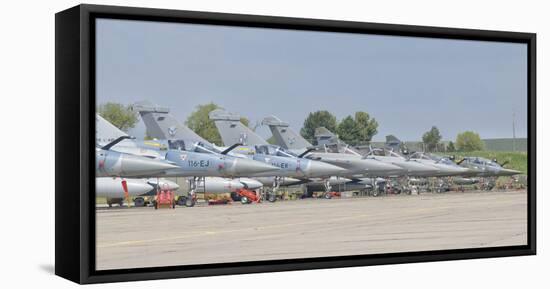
[382,135,473,177]
[133,103,347,198]
[262,116,409,178]
[97,114,280,179]
[209,109,347,178]
[407,152,472,177]
[456,157,521,177]
[208,110,405,196]
[314,127,440,177]
[96,114,280,203]
[210,109,356,197]
[96,138,179,178]
[95,137,182,207]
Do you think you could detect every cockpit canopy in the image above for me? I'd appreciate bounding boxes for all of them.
[167,139,218,154]
[255,144,298,158]
[409,152,463,167]
[409,152,438,161]
[437,157,461,167]
[367,148,402,158]
[168,139,186,151]
[464,157,501,167]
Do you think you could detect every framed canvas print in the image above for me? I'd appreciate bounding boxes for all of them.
[55,4,536,284]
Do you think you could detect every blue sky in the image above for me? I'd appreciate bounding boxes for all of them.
[96,18,527,141]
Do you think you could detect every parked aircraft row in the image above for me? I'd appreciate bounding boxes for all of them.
[95,101,521,207]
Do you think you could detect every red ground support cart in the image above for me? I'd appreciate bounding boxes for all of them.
[154,190,175,209]
[236,189,262,204]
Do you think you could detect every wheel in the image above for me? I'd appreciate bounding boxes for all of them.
[324,193,332,199]
[185,197,196,207]
[267,193,277,202]
[230,192,242,201]
[134,197,145,207]
[240,196,249,204]
[373,190,379,197]
[176,196,187,206]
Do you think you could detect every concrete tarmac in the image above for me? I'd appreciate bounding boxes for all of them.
[96,190,527,270]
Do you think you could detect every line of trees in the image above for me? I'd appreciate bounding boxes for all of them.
[420,127,484,152]
[300,111,378,145]
[97,102,138,132]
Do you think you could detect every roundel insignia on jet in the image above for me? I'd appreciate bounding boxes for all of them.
[168,126,177,137]
[180,153,187,161]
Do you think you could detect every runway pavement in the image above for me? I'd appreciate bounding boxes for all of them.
[96,190,527,270]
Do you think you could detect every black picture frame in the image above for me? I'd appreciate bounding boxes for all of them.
[55,4,536,284]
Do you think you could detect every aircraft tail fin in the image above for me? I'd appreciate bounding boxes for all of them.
[385,135,402,146]
[314,127,339,146]
[385,135,409,154]
[261,115,312,150]
[96,114,129,145]
[132,101,211,145]
[386,134,401,149]
[208,109,268,146]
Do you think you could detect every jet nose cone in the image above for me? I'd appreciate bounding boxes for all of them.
[308,161,348,177]
[500,168,522,176]
[121,154,179,176]
[234,158,280,175]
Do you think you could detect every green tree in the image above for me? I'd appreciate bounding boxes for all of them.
[422,126,442,152]
[336,116,358,144]
[185,103,248,145]
[456,131,484,151]
[447,141,456,152]
[353,111,378,144]
[97,102,138,132]
[300,111,337,145]
[185,103,222,145]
